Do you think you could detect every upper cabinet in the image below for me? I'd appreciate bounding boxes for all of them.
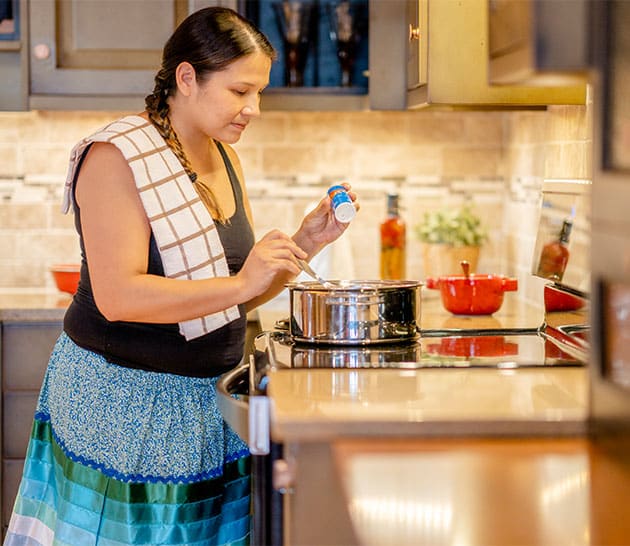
[0,0,26,110]
[369,0,587,110]
[26,0,371,112]
[249,0,371,111]
[488,0,592,86]
[28,0,190,110]
[2,0,589,112]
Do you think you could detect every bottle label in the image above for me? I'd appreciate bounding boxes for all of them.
[327,185,356,223]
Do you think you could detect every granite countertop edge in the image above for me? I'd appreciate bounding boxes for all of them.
[0,291,263,323]
[0,292,71,322]
[271,416,589,442]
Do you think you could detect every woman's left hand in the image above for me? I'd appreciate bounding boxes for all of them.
[293,183,359,257]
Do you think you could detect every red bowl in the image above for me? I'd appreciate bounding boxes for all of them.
[50,264,80,295]
[425,274,518,315]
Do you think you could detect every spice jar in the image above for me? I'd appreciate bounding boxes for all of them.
[327,185,356,223]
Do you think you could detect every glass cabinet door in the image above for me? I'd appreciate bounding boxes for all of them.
[0,0,18,41]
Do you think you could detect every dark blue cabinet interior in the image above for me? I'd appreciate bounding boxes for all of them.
[0,0,19,40]
[242,0,369,92]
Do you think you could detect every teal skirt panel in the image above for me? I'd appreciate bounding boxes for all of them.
[6,418,250,545]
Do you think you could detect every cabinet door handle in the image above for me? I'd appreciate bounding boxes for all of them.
[33,43,51,60]
[409,25,421,41]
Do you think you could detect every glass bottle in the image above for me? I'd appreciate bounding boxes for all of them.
[536,218,572,281]
[380,193,406,280]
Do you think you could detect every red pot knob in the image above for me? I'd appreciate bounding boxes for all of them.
[502,278,518,292]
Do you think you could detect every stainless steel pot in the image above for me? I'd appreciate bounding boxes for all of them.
[286,280,422,345]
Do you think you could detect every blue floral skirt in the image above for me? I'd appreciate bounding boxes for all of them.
[5,333,251,546]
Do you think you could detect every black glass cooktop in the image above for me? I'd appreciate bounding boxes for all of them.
[252,329,583,373]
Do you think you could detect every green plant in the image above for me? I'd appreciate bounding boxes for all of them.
[414,205,488,246]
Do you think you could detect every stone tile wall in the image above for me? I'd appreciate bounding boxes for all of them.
[0,104,591,308]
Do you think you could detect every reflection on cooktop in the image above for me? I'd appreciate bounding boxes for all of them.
[256,331,584,371]
[419,334,581,368]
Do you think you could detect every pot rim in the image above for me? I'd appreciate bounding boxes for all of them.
[285,279,423,291]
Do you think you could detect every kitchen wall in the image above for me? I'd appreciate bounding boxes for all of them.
[0,102,591,306]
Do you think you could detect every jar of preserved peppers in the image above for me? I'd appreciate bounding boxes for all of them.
[380,193,406,279]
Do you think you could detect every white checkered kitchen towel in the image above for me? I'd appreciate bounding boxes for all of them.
[62,114,240,340]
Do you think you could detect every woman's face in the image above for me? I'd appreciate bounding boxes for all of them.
[187,51,272,144]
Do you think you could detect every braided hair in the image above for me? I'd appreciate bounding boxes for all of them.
[145,7,275,223]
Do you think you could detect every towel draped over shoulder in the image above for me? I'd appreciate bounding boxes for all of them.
[62,114,240,340]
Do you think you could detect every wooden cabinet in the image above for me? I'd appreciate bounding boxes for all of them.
[6,0,590,112]
[488,0,591,86]
[28,0,191,110]
[406,0,427,94]
[369,0,587,110]
[0,0,26,111]
[26,0,370,111]
[1,320,62,536]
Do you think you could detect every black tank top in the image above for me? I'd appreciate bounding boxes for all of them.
[64,141,255,377]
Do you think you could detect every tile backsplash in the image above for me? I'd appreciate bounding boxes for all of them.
[0,102,592,307]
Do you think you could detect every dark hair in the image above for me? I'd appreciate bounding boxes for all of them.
[145,7,275,222]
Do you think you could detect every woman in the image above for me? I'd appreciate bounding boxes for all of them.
[5,7,357,546]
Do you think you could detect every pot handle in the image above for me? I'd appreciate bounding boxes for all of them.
[425,277,439,289]
[502,278,518,292]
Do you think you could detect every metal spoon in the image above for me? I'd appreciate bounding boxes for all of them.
[298,259,335,288]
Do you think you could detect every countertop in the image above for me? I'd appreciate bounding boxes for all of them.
[259,295,588,441]
[0,291,72,322]
[267,366,588,440]
[0,291,264,323]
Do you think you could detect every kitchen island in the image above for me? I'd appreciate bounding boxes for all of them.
[330,435,630,546]
[252,295,629,546]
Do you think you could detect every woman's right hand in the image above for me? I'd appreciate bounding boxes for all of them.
[237,229,307,299]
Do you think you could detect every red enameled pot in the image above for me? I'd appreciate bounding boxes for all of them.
[425,262,518,315]
[543,285,585,312]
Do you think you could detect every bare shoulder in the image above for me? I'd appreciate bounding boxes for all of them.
[82,141,129,170]
[75,141,135,205]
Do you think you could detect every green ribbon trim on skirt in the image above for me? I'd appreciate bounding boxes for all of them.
[29,418,251,504]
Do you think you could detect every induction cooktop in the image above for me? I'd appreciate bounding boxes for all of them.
[250,329,584,392]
